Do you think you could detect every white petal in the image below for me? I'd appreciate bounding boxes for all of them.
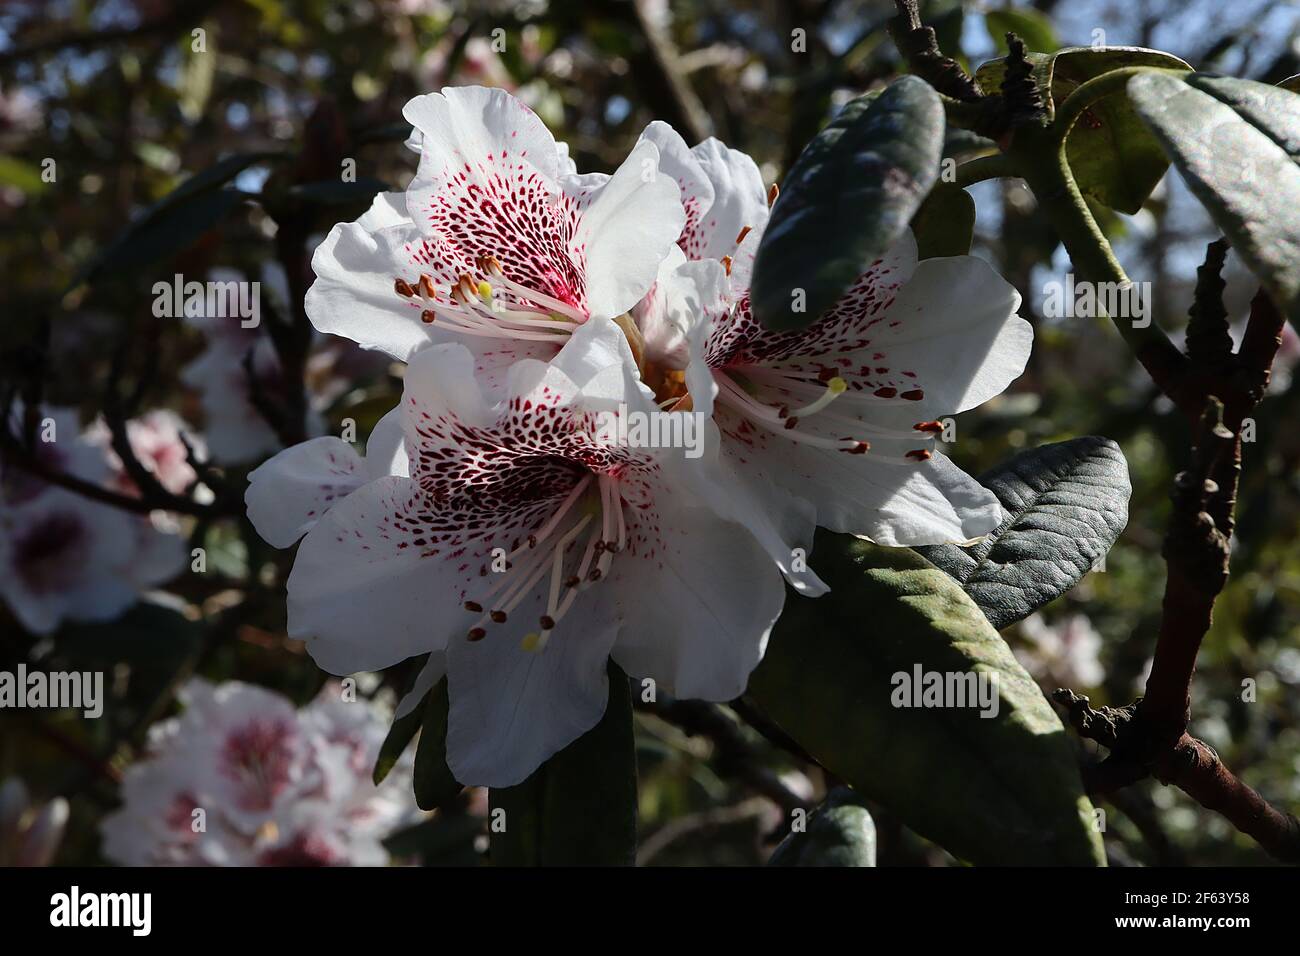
[444,587,619,788]
[688,137,770,262]
[571,139,686,320]
[609,496,786,700]
[304,218,447,362]
[365,406,410,480]
[857,254,1031,421]
[286,477,464,674]
[356,190,411,231]
[246,437,367,548]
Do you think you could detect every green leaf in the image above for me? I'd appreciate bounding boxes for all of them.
[751,75,943,331]
[287,178,389,204]
[413,679,462,810]
[163,151,285,208]
[489,662,637,866]
[374,700,425,787]
[1128,72,1300,324]
[976,47,1192,213]
[911,184,976,258]
[984,8,1059,55]
[747,535,1105,866]
[915,437,1130,630]
[768,787,876,866]
[70,187,250,290]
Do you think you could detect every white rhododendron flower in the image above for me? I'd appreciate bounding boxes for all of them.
[100,680,420,866]
[0,405,187,634]
[255,321,789,787]
[636,122,1034,546]
[304,85,684,373]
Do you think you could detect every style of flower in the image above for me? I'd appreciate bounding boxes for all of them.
[635,122,1035,546]
[100,679,421,866]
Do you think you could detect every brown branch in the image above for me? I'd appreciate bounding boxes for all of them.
[887,1,983,102]
[1051,248,1297,860]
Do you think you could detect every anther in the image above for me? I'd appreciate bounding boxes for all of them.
[467,627,487,642]
[539,615,556,630]
[914,421,945,434]
[906,449,933,462]
[464,601,483,613]
[421,309,435,324]
[783,416,799,430]
[721,255,732,276]
[394,278,415,297]
[490,610,508,623]
[735,225,752,245]
[767,183,779,207]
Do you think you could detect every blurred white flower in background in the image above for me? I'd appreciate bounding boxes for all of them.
[100,679,422,866]
[1016,613,1106,690]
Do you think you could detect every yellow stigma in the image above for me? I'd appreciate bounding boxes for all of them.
[827,376,847,395]
[520,632,542,652]
[477,280,493,301]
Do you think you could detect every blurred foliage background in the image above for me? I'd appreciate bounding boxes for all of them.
[2,0,1300,866]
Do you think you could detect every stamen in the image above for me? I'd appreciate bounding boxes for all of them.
[721,255,732,277]
[915,420,945,434]
[735,225,752,245]
[394,278,415,297]
[767,183,780,207]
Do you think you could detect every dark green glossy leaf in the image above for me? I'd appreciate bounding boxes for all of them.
[911,184,976,258]
[489,662,637,866]
[1129,72,1300,323]
[768,787,876,866]
[977,47,1191,212]
[374,698,425,787]
[747,535,1105,866]
[287,177,389,204]
[413,679,462,810]
[70,187,250,290]
[751,75,943,331]
[915,437,1131,630]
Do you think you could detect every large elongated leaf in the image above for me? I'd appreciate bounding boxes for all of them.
[1129,72,1300,324]
[747,535,1104,866]
[768,787,876,866]
[488,663,637,866]
[750,75,943,331]
[976,47,1191,212]
[915,437,1130,630]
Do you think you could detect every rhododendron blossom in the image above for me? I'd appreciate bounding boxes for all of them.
[305,85,685,376]
[0,405,187,634]
[255,321,790,786]
[100,680,420,866]
[635,123,1034,546]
